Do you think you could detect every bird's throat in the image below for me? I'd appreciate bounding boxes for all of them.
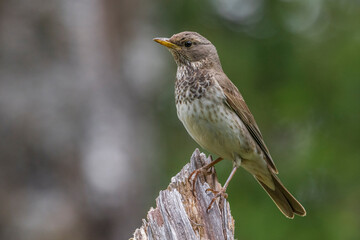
[175,62,213,104]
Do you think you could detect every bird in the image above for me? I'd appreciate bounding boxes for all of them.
[153,31,306,219]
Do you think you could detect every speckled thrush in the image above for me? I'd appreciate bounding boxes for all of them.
[153,31,306,218]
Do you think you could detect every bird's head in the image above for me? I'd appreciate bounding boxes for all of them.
[154,31,221,69]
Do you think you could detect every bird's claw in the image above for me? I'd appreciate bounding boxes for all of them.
[205,187,228,212]
[189,167,210,194]
[188,156,223,193]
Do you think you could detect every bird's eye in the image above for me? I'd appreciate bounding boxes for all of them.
[184,41,192,48]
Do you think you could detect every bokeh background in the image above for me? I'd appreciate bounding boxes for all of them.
[1,0,359,239]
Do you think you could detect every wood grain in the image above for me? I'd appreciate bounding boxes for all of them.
[131,149,235,240]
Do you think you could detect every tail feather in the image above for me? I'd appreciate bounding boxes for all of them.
[255,172,306,219]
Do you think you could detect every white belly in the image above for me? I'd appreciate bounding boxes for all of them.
[176,97,255,161]
[176,96,273,187]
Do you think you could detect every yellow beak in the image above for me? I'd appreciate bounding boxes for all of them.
[153,38,179,50]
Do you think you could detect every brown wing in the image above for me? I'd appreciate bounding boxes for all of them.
[216,73,278,173]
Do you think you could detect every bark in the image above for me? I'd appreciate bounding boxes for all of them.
[131,149,235,240]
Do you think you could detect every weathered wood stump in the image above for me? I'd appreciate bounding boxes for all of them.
[131,149,235,240]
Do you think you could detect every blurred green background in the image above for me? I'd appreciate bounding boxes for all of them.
[1,0,359,239]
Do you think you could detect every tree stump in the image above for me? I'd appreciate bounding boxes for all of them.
[131,149,235,240]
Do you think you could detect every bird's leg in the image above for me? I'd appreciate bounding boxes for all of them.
[189,156,223,193]
[205,166,238,212]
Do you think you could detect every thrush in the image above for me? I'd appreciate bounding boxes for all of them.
[154,31,306,219]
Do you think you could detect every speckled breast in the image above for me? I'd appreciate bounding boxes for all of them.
[175,73,254,161]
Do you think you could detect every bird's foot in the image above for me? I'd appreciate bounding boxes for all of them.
[188,166,211,194]
[205,187,228,212]
[188,156,223,194]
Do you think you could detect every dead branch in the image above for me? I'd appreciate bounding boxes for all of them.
[131,149,235,240]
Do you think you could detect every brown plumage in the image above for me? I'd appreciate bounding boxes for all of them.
[154,31,306,218]
[215,73,278,173]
